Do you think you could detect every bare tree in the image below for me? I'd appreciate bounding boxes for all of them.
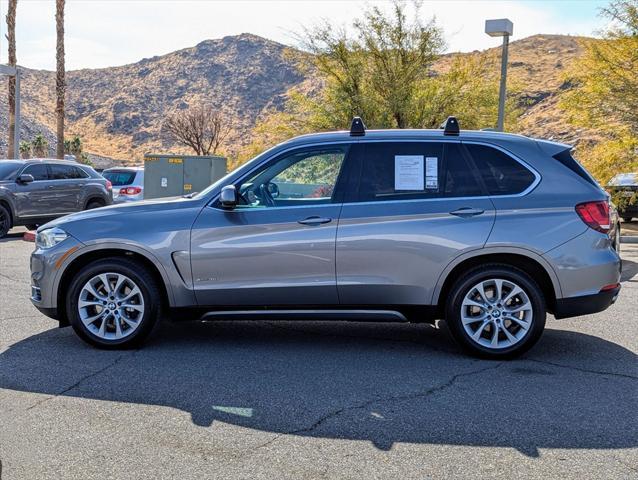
[6,0,17,158]
[163,106,230,155]
[55,0,65,159]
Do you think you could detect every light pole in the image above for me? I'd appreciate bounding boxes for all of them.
[485,18,513,132]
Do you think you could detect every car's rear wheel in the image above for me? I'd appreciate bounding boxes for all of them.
[66,257,162,349]
[25,224,39,231]
[445,265,546,359]
[0,204,12,238]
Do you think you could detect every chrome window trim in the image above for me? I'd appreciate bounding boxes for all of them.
[208,137,542,210]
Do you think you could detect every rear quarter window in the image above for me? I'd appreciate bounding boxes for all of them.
[465,144,536,195]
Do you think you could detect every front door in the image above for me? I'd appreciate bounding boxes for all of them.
[13,163,55,219]
[190,144,353,307]
[336,140,496,306]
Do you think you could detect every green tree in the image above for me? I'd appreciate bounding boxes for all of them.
[237,1,519,164]
[19,140,30,159]
[31,133,49,157]
[560,0,638,185]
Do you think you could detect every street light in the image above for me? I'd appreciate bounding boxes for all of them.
[485,18,513,132]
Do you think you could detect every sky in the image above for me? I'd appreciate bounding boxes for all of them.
[0,0,609,71]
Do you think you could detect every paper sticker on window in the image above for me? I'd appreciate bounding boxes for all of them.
[395,155,424,190]
[425,157,438,189]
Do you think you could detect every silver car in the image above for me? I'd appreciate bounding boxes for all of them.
[102,167,144,204]
[30,118,621,358]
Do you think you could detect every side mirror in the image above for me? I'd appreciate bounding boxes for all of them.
[17,173,34,184]
[220,185,238,208]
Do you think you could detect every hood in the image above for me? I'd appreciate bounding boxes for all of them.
[39,195,205,232]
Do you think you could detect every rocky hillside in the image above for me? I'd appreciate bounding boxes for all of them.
[1,33,593,165]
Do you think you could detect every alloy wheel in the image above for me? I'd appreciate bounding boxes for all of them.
[77,272,145,340]
[460,278,533,350]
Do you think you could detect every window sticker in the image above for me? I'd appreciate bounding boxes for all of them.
[394,155,424,190]
[426,157,438,189]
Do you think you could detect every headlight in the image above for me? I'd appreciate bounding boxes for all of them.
[36,227,68,249]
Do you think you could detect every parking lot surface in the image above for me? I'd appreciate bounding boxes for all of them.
[0,230,637,479]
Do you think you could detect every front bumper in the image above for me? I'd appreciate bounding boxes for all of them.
[30,236,84,323]
[554,286,621,319]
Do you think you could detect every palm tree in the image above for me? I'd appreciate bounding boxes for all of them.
[55,0,65,159]
[7,0,17,159]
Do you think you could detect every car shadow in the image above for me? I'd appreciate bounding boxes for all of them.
[0,230,26,243]
[0,320,636,457]
[621,258,638,282]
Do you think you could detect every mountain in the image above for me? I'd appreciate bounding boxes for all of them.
[2,33,593,166]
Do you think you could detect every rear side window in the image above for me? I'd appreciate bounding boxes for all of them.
[356,142,483,202]
[22,164,49,181]
[50,164,87,180]
[554,149,599,187]
[465,144,536,195]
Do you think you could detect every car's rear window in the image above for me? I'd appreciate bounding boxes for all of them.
[103,171,137,186]
[465,144,536,195]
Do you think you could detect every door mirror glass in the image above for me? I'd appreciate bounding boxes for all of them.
[220,185,238,208]
[17,173,34,184]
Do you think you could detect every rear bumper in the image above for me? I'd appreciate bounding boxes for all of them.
[553,286,620,319]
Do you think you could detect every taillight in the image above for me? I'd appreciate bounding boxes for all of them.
[119,186,142,195]
[575,201,610,234]
[105,180,112,191]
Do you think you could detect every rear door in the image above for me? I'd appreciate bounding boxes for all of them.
[48,164,86,212]
[336,140,496,306]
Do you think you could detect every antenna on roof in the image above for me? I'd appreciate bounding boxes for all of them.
[440,116,460,136]
[350,117,366,136]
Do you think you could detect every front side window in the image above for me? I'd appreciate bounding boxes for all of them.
[22,164,49,181]
[466,144,536,195]
[355,142,483,202]
[232,146,347,209]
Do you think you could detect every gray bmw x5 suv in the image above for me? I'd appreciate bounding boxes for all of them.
[30,118,621,358]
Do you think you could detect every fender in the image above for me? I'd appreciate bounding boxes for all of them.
[52,240,185,308]
[431,245,563,305]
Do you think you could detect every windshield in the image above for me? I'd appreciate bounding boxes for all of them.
[103,170,137,186]
[0,161,22,181]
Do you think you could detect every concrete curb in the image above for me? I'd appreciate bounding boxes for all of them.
[620,235,638,244]
[23,230,35,242]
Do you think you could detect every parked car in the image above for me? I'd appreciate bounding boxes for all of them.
[0,158,112,237]
[102,167,144,204]
[607,172,638,222]
[30,118,621,358]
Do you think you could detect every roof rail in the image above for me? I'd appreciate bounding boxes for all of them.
[350,117,366,136]
[440,116,460,136]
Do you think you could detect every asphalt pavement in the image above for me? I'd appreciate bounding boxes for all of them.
[0,230,636,479]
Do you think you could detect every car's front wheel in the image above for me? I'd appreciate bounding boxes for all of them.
[66,257,162,349]
[0,204,12,238]
[445,265,546,359]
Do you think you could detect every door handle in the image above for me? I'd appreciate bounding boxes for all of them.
[298,216,332,226]
[450,207,484,218]
[47,185,55,189]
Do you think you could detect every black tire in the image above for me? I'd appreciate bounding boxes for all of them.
[25,224,39,231]
[66,257,163,349]
[85,200,104,210]
[622,217,632,223]
[0,204,11,238]
[445,264,546,359]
